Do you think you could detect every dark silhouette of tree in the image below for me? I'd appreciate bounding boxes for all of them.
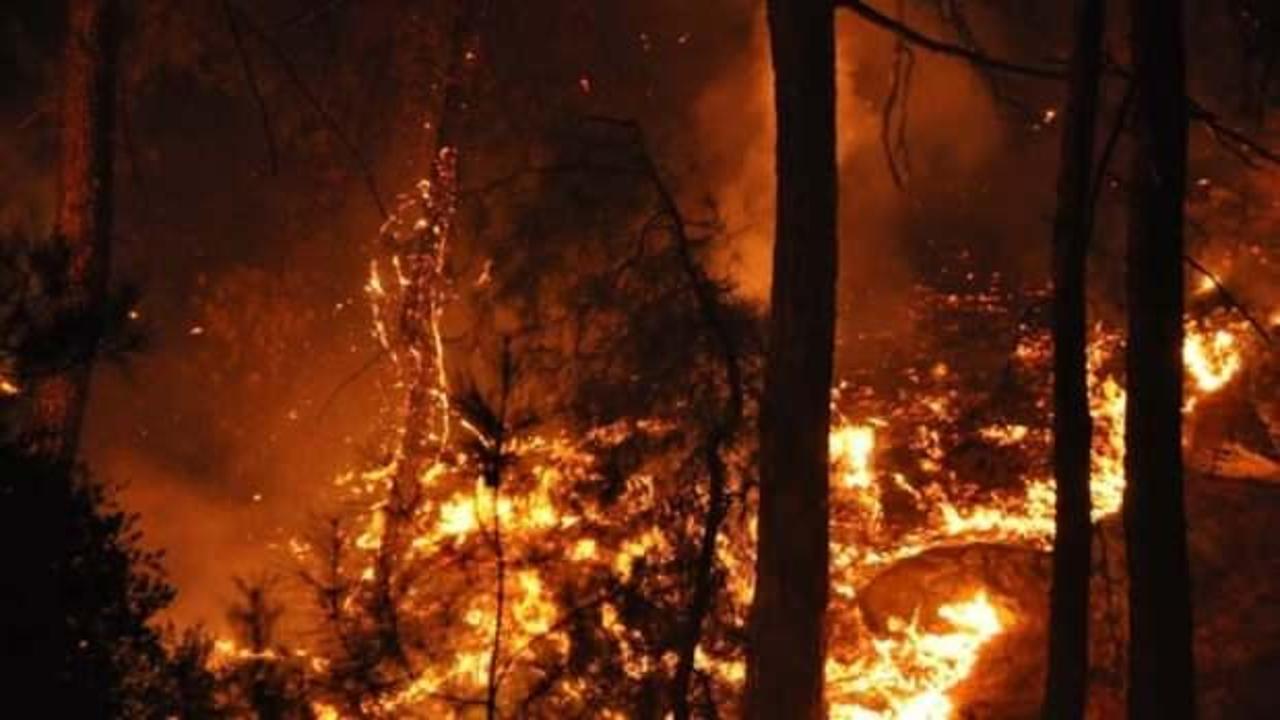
[746,0,838,718]
[155,629,226,719]
[21,0,119,468]
[222,576,315,719]
[1044,0,1105,717]
[0,448,175,718]
[451,341,527,720]
[1,232,156,718]
[1124,0,1197,716]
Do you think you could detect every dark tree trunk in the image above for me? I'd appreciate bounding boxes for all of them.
[746,1,838,718]
[1043,0,1105,717]
[24,0,119,468]
[1125,0,1196,717]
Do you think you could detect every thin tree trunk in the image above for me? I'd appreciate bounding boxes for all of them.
[390,0,487,511]
[486,485,505,720]
[1124,0,1196,716]
[1043,0,1105,717]
[623,127,745,720]
[24,0,119,468]
[371,0,489,675]
[746,1,838,718]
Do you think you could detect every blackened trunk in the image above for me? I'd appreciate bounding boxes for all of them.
[746,1,838,718]
[1125,0,1196,717]
[1043,0,1105,717]
[24,0,119,468]
[392,0,487,505]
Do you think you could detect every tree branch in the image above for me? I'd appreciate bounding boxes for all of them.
[221,0,279,176]
[1184,255,1274,346]
[225,1,389,216]
[837,0,1280,169]
[835,0,1064,79]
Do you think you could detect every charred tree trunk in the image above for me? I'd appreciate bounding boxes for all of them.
[1124,0,1196,717]
[390,0,486,501]
[746,1,838,718]
[23,0,119,468]
[1043,0,1105,717]
[371,0,489,678]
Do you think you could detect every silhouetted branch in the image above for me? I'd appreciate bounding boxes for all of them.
[314,349,387,422]
[225,1,388,216]
[598,117,745,720]
[882,0,916,189]
[1184,255,1274,346]
[838,0,1280,169]
[835,0,1063,79]
[221,0,279,176]
[1187,97,1280,167]
[1090,79,1135,213]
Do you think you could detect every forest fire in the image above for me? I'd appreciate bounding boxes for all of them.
[7,0,1280,718]
[281,301,1248,718]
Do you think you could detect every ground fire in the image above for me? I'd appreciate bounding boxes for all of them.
[5,1,1280,718]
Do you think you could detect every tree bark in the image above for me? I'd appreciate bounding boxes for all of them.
[746,1,838,718]
[1124,0,1196,717]
[1043,0,1105,718]
[23,0,119,468]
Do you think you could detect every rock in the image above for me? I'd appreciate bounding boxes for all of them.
[852,474,1280,718]
[858,543,1049,634]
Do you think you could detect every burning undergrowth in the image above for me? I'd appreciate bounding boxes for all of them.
[211,172,1266,718]
[205,64,1275,719]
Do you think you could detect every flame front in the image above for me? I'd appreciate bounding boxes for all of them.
[278,206,1258,720]
[291,316,1250,717]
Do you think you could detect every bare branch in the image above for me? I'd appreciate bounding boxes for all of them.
[835,0,1064,79]
[838,1,1280,169]
[1090,79,1135,213]
[221,0,279,176]
[225,1,389,216]
[1184,255,1274,346]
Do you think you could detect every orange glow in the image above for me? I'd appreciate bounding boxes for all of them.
[829,593,1003,719]
[1184,322,1243,395]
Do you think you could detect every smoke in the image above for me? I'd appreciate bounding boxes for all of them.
[8,0,1272,639]
[692,4,1051,375]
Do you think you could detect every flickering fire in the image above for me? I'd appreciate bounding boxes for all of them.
[832,422,878,489]
[285,307,1251,718]
[1184,321,1244,395]
[829,592,1003,720]
[280,139,1258,718]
